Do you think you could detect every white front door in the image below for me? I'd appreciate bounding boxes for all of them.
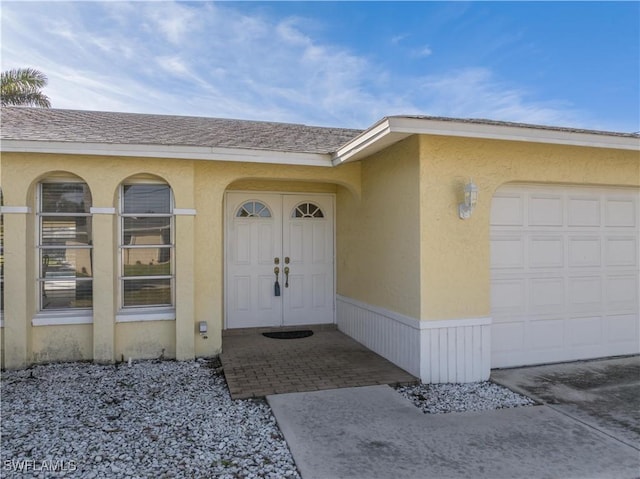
[226,192,334,328]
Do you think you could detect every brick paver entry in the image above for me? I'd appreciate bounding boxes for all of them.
[220,326,417,399]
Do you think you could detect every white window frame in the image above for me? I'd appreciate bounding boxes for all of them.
[36,180,93,315]
[118,182,175,317]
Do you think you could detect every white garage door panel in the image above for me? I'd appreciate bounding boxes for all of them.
[491,185,640,368]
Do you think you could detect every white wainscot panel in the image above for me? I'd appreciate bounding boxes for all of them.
[422,323,491,383]
[606,237,637,267]
[569,237,601,267]
[491,237,524,269]
[529,195,563,226]
[606,199,636,227]
[337,297,492,384]
[529,236,564,268]
[567,316,602,347]
[491,194,524,226]
[336,296,421,377]
[568,197,600,226]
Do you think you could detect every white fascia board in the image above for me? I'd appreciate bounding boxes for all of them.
[332,118,410,166]
[333,117,640,164]
[1,140,334,167]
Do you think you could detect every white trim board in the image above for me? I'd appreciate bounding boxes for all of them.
[0,206,31,214]
[2,140,334,167]
[116,309,176,323]
[32,313,93,326]
[90,207,116,215]
[336,295,491,330]
[173,208,197,216]
[333,117,640,164]
[336,295,492,383]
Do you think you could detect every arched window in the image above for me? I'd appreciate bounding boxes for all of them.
[120,182,174,308]
[236,201,272,218]
[292,202,324,218]
[38,181,93,310]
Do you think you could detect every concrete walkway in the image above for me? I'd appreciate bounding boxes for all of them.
[268,385,640,479]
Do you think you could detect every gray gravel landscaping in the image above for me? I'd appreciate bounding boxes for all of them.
[396,381,535,414]
[2,359,535,478]
[1,359,299,479]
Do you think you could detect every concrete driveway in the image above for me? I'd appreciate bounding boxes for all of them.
[491,355,640,449]
[268,357,640,479]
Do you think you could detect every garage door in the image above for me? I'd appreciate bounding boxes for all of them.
[491,185,639,368]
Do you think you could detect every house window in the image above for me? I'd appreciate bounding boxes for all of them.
[38,182,93,310]
[120,184,174,308]
[236,201,272,218]
[292,202,324,218]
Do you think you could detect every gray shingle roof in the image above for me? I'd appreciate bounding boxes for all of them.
[2,108,636,159]
[0,107,362,154]
[388,115,640,139]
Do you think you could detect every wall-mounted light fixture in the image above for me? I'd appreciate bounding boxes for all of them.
[458,179,479,220]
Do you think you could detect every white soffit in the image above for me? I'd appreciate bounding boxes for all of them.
[1,140,334,167]
[332,117,640,165]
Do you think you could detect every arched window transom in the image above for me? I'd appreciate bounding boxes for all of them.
[236,201,272,218]
[292,202,324,218]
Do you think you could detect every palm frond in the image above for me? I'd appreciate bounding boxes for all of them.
[1,68,51,108]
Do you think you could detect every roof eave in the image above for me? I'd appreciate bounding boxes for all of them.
[0,140,334,167]
[332,117,640,165]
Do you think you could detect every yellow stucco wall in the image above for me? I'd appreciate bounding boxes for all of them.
[0,152,360,368]
[31,324,92,363]
[336,137,422,318]
[1,134,637,368]
[418,135,640,321]
[115,321,176,361]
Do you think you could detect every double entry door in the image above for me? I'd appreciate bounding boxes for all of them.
[226,192,334,328]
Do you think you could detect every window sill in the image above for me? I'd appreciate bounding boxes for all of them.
[32,310,93,326]
[116,308,176,323]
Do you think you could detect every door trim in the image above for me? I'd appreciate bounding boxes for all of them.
[224,191,336,329]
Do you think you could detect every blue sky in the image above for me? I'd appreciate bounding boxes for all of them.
[2,1,638,132]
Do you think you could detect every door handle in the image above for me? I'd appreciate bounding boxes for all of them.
[284,266,290,288]
[274,257,280,265]
[274,267,281,296]
[284,257,290,264]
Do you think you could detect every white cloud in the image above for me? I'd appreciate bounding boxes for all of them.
[412,46,433,58]
[1,1,595,130]
[391,33,409,45]
[415,67,587,127]
[145,2,200,45]
[156,56,190,76]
